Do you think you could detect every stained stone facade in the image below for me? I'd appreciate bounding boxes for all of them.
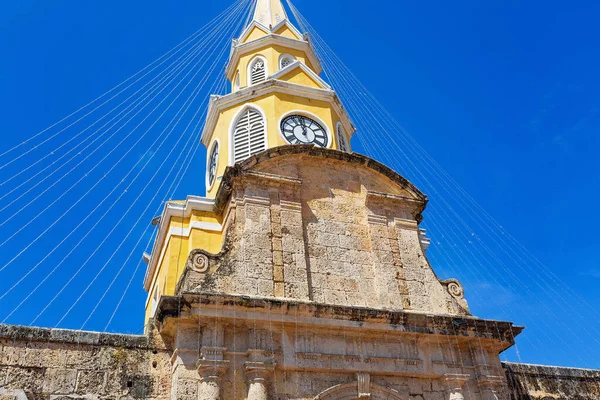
[1,147,599,399]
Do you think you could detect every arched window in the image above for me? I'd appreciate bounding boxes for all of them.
[232,107,266,163]
[337,123,350,152]
[249,57,267,85]
[279,54,295,70]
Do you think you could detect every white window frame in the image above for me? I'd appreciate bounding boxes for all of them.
[247,55,268,86]
[233,71,240,92]
[278,54,296,70]
[229,104,268,165]
[205,138,220,191]
[151,279,159,316]
[336,122,351,152]
[278,110,333,149]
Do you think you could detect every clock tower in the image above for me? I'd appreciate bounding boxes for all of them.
[201,0,354,196]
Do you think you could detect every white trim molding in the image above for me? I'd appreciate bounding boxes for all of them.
[228,103,269,166]
[269,60,331,90]
[278,53,295,70]
[233,71,240,92]
[237,19,303,47]
[336,121,351,152]
[201,80,355,146]
[143,196,216,291]
[226,34,323,80]
[247,55,268,86]
[278,109,333,149]
[205,138,220,191]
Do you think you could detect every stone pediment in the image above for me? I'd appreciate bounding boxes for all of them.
[176,145,469,316]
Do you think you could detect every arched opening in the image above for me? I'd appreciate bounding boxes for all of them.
[279,54,295,70]
[249,56,267,85]
[231,105,267,164]
[315,382,408,400]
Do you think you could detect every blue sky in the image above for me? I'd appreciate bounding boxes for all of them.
[1,0,599,368]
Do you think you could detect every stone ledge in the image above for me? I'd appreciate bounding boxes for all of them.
[503,362,600,379]
[156,292,523,349]
[0,324,148,348]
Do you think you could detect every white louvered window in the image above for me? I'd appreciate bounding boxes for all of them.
[250,58,266,85]
[233,108,266,163]
[337,123,349,152]
[280,55,294,69]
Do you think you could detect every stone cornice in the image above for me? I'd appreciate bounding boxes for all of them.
[0,324,148,348]
[156,293,523,352]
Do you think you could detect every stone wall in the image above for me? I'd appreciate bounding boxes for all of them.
[179,147,470,316]
[0,324,171,400]
[503,362,600,399]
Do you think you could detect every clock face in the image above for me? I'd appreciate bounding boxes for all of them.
[208,141,219,187]
[280,115,329,147]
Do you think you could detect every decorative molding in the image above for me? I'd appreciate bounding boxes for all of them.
[200,80,355,146]
[442,279,465,300]
[356,372,371,398]
[191,253,209,273]
[143,196,215,292]
[269,60,331,90]
[227,32,321,79]
[443,374,471,400]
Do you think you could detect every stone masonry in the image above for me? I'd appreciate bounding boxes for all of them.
[2,146,599,399]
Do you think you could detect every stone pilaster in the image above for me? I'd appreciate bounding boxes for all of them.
[269,190,285,297]
[197,361,229,400]
[279,198,310,300]
[356,372,371,398]
[197,347,230,400]
[245,350,276,400]
[442,374,470,400]
[476,375,503,400]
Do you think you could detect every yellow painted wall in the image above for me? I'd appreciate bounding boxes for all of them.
[242,25,269,43]
[274,24,301,40]
[278,68,323,89]
[241,23,300,44]
[234,45,315,88]
[144,209,225,322]
[205,92,345,198]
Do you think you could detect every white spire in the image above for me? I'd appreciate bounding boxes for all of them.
[253,0,288,28]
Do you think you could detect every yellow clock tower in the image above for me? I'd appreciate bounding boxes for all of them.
[143,0,355,319]
[202,0,355,196]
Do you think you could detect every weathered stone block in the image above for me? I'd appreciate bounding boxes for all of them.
[75,370,107,394]
[43,369,77,394]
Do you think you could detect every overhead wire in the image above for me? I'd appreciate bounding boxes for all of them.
[0,0,246,166]
[29,4,250,327]
[287,0,598,368]
[57,1,252,328]
[0,0,249,326]
[0,0,246,285]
